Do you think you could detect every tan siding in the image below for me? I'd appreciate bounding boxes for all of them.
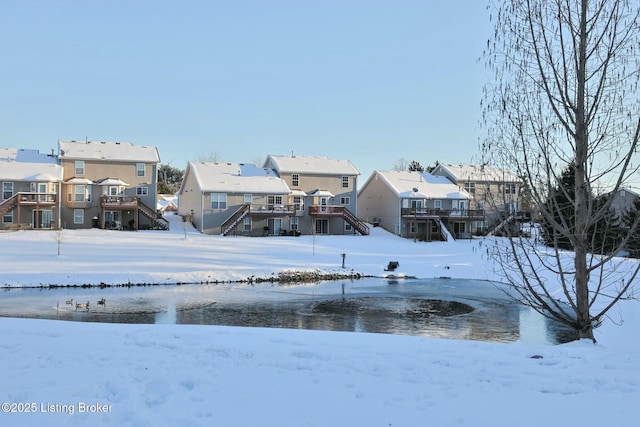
[358,174,400,233]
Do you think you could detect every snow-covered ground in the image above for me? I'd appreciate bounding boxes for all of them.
[1,214,638,426]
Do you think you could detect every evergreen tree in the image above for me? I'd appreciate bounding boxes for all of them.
[620,198,640,258]
[157,164,184,194]
[541,163,622,254]
[408,161,424,172]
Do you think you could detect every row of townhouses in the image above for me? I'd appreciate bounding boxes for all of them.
[1,141,164,231]
[1,140,524,241]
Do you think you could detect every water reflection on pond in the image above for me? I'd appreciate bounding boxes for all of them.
[0,278,578,345]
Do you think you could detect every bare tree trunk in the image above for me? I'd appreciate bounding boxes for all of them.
[573,0,593,341]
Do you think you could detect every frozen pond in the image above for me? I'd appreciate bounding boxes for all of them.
[0,277,577,345]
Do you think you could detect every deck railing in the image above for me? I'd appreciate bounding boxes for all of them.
[401,207,485,219]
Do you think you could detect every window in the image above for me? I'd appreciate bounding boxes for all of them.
[291,217,299,231]
[136,163,145,177]
[504,183,516,194]
[210,193,227,210]
[292,174,299,187]
[293,196,302,211]
[243,217,251,232]
[340,197,350,205]
[75,161,85,175]
[345,222,352,232]
[244,194,252,204]
[2,182,13,200]
[464,182,476,194]
[342,176,349,188]
[434,200,442,209]
[267,195,283,206]
[2,212,13,223]
[410,222,416,233]
[73,209,84,224]
[74,185,90,202]
[478,200,485,210]
[137,187,149,196]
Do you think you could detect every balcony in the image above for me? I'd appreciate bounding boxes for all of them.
[401,207,485,220]
[18,193,57,206]
[308,205,346,216]
[100,195,139,209]
[248,204,296,215]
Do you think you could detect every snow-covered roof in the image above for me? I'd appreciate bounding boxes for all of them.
[264,154,360,176]
[157,194,178,211]
[186,162,292,194]
[58,140,160,163]
[95,178,130,187]
[0,148,58,164]
[0,160,63,182]
[434,164,520,183]
[369,170,471,200]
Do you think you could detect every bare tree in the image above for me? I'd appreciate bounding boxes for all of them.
[392,158,409,171]
[195,149,223,163]
[482,0,640,341]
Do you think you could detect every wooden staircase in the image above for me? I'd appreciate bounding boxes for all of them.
[0,194,19,218]
[220,204,250,236]
[138,200,169,230]
[342,208,369,236]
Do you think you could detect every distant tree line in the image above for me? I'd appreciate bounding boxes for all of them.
[541,163,640,258]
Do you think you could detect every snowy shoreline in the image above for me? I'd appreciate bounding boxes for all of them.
[1,215,639,426]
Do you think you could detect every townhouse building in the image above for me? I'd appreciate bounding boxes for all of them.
[0,148,63,230]
[178,155,368,236]
[358,170,476,240]
[431,163,523,234]
[58,140,165,230]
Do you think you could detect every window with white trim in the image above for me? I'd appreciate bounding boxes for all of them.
[2,211,13,223]
[340,196,350,205]
[74,209,84,224]
[292,174,299,187]
[75,161,85,175]
[464,182,476,194]
[244,194,252,204]
[341,176,349,188]
[210,193,227,210]
[2,182,13,200]
[434,200,442,209]
[137,187,148,196]
[136,163,145,177]
[74,185,91,202]
[243,217,251,231]
[267,195,283,206]
[504,183,516,194]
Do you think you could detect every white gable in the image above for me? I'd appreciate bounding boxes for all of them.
[187,162,291,194]
[265,154,359,176]
[58,140,160,163]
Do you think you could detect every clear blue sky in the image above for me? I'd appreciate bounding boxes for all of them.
[0,0,492,181]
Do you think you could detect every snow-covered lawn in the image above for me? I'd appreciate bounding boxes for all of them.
[1,214,638,426]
